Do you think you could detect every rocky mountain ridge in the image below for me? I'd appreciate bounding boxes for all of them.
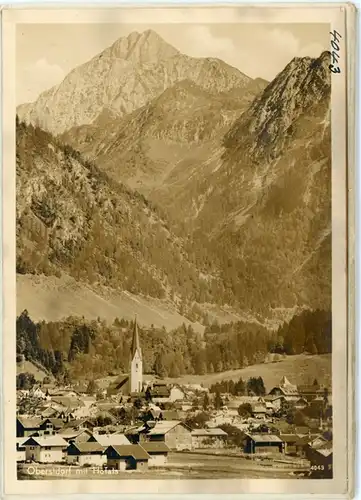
[17,29,251,136]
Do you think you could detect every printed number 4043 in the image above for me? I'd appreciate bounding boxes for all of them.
[329,30,342,74]
[310,465,324,471]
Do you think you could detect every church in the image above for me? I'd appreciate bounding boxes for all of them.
[107,317,144,397]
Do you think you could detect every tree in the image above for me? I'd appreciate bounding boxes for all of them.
[154,353,168,378]
[133,398,143,409]
[235,377,246,395]
[214,390,223,410]
[203,392,210,410]
[86,380,97,395]
[184,411,210,430]
[238,403,253,418]
[219,424,246,448]
[16,372,36,390]
[246,377,266,396]
[145,386,152,402]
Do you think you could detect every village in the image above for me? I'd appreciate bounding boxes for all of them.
[16,319,333,480]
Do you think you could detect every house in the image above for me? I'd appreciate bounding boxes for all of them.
[16,417,43,437]
[29,387,47,399]
[264,395,286,409]
[244,434,284,454]
[140,442,170,466]
[252,405,267,419]
[140,420,192,450]
[169,386,186,402]
[294,398,309,410]
[106,444,150,471]
[58,409,75,420]
[23,435,68,463]
[58,428,93,444]
[306,441,333,478]
[51,396,84,412]
[294,435,311,457]
[298,384,323,402]
[66,442,106,467]
[294,426,312,436]
[280,434,299,455]
[160,410,180,421]
[16,438,27,462]
[64,418,95,431]
[88,433,131,447]
[309,435,329,450]
[40,406,60,419]
[38,418,65,436]
[107,375,130,397]
[151,383,171,404]
[268,377,299,401]
[191,428,228,449]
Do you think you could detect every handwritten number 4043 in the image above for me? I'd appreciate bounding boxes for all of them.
[329,30,342,74]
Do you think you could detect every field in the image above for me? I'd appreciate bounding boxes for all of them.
[163,353,331,391]
[16,360,49,382]
[18,452,309,480]
[16,273,292,333]
[95,354,331,392]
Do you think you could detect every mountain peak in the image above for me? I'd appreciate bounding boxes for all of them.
[224,50,331,162]
[107,28,179,63]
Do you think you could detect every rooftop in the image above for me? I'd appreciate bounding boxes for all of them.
[17,416,43,428]
[146,420,185,435]
[23,436,68,447]
[109,444,150,460]
[140,442,171,453]
[280,434,299,443]
[248,434,283,443]
[93,434,131,447]
[191,428,228,437]
[71,442,105,454]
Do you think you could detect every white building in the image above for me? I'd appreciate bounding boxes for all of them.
[140,442,170,466]
[23,436,68,463]
[66,442,107,467]
[16,438,27,462]
[130,317,143,393]
[191,428,228,449]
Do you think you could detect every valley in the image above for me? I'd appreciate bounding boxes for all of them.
[16,29,332,383]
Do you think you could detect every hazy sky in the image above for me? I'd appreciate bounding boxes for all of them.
[16,23,329,105]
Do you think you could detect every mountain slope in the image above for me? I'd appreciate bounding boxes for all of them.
[60,78,268,191]
[16,119,216,305]
[151,51,332,312]
[17,29,251,136]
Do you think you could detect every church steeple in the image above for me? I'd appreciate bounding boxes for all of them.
[130,315,143,393]
[131,315,142,359]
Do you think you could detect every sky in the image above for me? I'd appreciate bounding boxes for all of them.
[16,23,329,105]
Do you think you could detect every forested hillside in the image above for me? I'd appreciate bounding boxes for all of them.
[16,309,331,382]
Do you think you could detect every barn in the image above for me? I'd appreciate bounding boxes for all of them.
[105,444,150,471]
[140,442,170,466]
[244,434,284,454]
[143,421,192,450]
[66,442,106,467]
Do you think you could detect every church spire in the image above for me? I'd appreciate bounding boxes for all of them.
[131,315,142,359]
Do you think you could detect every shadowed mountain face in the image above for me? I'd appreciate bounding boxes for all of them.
[16,30,331,320]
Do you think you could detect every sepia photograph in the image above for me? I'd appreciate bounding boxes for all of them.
[1,4,354,497]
